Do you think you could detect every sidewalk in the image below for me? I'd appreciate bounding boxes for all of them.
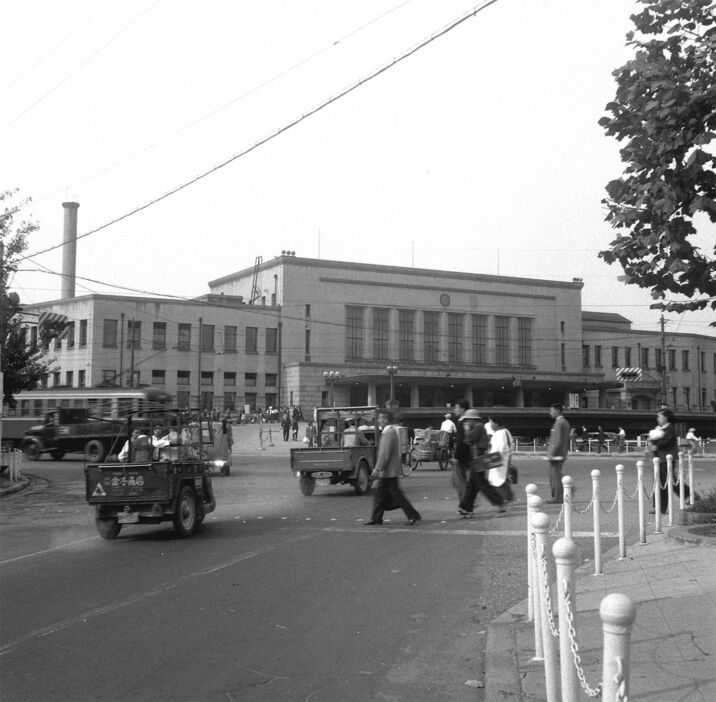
[486,525,716,701]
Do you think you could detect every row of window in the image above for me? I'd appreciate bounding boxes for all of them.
[583,345,716,373]
[346,307,533,366]
[47,370,278,389]
[176,391,277,412]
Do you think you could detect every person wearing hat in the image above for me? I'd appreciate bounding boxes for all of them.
[685,427,701,455]
[440,412,457,454]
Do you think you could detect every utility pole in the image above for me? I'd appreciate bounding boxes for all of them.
[119,312,125,386]
[659,315,667,406]
[197,317,203,411]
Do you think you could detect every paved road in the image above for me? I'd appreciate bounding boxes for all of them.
[0,451,676,702]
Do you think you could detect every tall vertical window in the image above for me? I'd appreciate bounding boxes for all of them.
[177,323,191,351]
[305,328,311,360]
[594,345,602,368]
[582,345,591,367]
[66,321,75,348]
[224,392,236,410]
[447,313,464,363]
[102,369,116,385]
[245,326,258,353]
[103,319,118,347]
[624,347,632,366]
[423,311,439,362]
[471,315,487,364]
[30,326,38,349]
[79,319,88,347]
[700,350,705,372]
[398,310,414,361]
[266,328,278,354]
[346,306,363,358]
[668,349,676,370]
[641,347,650,368]
[78,370,86,388]
[517,318,533,366]
[66,370,74,386]
[682,350,690,370]
[612,347,619,368]
[224,325,237,353]
[152,322,167,350]
[372,307,389,360]
[683,387,691,408]
[127,320,141,349]
[561,343,566,368]
[201,324,214,351]
[655,348,662,370]
[495,316,510,365]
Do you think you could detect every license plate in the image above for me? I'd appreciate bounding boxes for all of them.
[316,479,330,486]
[312,472,332,479]
[117,512,140,524]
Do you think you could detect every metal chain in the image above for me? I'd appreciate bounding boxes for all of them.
[538,541,560,637]
[601,487,620,514]
[614,656,629,702]
[573,494,594,515]
[549,502,565,535]
[628,481,640,499]
[562,580,603,698]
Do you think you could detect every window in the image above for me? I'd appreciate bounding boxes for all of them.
[700,351,705,372]
[668,349,676,370]
[671,386,677,406]
[582,345,591,367]
[224,392,236,410]
[78,369,85,388]
[224,325,237,353]
[682,350,689,370]
[66,371,74,386]
[201,324,214,351]
[305,328,311,361]
[152,322,167,350]
[472,315,487,364]
[200,391,213,411]
[560,321,565,334]
[246,326,258,353]
[398,310,414,361]
[655,348,662,370]
[66,321,75,348]
[54,337,62,351]
[448,313,464,363]
[305,304,311,318]
[640,347,649,369]
[265,373,277,387]
[495,316,510,365]
[423,311,439,362]
[178,323,191,351]
[127,320,141,349]
[102,369,116,385]
[224,372,236,386]
[79,319,88,347]
[245,373,257,387]
[266,328,278,354]
[177,370,190,385]
[244,393,257,410]
[201,371,214,386]
[683,387,690,408]
[612,347,619,368]
[30,326,38,349]
[624,347,632,366]
[176,391,190,409]
[152,370,166,385]
[373,307,389,360]
[265,392,277,408]
[346,306,363,358]
[594,345,602,368]
[517,318,533,366]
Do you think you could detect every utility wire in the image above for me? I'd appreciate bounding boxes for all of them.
[18,0,500,264]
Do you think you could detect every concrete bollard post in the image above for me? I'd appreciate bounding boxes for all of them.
[562,475,573,540]
[688,452,694,506]
[600,593,637,702]
[616,464,626,559]
[532,511,560,702]
[553,538,580,702]
[591,469,602,576]
[525,483,538,622]
[653,457,662,534]
[636,460,646,545]
[666,454,674,526]
[528,493,544,660]
[678,452,685,511]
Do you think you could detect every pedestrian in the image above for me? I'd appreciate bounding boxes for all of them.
[597,425,607,454]
[458,408,506,516]
[650,408,691,514]
[214,417,234,468]
[545,403,570,503]
[487,416,515,503]
[569,426,577,453]
[440,412,457,453]
[617,426,626,453]
[281,412,291,441]
[685,427,701,455]
[291,415,299,441]
[365,410,421,526]
[304,420,317,447]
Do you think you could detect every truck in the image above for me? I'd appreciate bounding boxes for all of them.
[85,410,216,539]
[289,406,410,496]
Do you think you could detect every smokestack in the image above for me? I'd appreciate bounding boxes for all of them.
[61,201,79,298]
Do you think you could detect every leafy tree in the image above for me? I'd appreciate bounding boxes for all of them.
[1,189,55,406]
[598,0,716,320]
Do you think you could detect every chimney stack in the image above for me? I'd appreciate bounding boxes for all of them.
[61,201,79,298]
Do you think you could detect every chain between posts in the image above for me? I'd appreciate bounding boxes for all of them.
[614,656,629,702]
[562,580,603,698]
[549,502,565,535]
[531,533,559,637]
[601,487,620,514]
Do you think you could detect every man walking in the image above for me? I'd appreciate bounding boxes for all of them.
[545,403,570,503]
[365,410,421,526]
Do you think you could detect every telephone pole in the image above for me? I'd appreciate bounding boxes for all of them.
[659,315,667,406]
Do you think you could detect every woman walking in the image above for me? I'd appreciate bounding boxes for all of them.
[650,408,691,513]
[487,416,515,503]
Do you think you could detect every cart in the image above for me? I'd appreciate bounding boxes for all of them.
[407,429,452,472]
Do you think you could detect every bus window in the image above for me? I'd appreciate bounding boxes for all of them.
[20,400,31,417]
[73,399,84,408]
[60,399,70,408]
[100,399,112,418]
[87,398,99,416]
[33,399,44,416]
[47,399,56,409]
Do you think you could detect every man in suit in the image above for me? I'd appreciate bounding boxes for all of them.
[365,410,421,526]
[545,403,570,503]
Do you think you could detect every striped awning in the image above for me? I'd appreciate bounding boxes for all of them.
[38,311,69,341]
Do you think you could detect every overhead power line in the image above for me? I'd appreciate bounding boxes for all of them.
[19,0,500,264]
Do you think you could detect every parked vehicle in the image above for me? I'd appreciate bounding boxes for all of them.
[408,429,451,471]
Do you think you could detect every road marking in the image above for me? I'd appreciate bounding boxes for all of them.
[0,536,101,566]
[319,527,619,538]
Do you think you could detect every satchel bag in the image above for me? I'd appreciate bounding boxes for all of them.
[508,460,519,484]
[471,449,501,472]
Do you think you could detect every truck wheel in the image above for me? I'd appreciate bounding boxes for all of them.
[96,518,122,540]
[354,461,370,495]
[22,441,42,461]
[50,449,65,460]
[85,440,106,463]
[438,448,450,471]
[173,485,198,537]
[299,474,315,496]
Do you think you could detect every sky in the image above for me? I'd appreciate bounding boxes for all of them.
[2,0,714,340]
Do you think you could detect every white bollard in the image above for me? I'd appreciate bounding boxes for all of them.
[678,452,685,511]
[525,484,538,622]
[688,452,694,506]
[600,593,637,702]
[666,454,674,526]
[616,465,626,559]
[591,469,602,576]
[553,538,580,702]
[532,511,560,702]
[562,475,573,540]
[636,460,646,545]
[653,457,662,534]
[528,493,544,660]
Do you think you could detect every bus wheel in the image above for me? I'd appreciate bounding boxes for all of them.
[85,440,106,463]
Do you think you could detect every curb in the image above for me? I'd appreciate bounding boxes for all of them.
[666,523,716,549]
[0,478,30,497]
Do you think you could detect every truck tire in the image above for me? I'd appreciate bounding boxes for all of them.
[96,518,122,540]
[173,485,198,537]
[50,448,65,460]
[299,473,315,496]
[22,440,42,461]
[353,460,370,496]
[85,440,106,463]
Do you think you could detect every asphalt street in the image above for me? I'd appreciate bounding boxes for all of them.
[0,448,683,702]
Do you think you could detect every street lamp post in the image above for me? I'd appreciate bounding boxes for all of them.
[386,365,398,410]
[323,370,341,407]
